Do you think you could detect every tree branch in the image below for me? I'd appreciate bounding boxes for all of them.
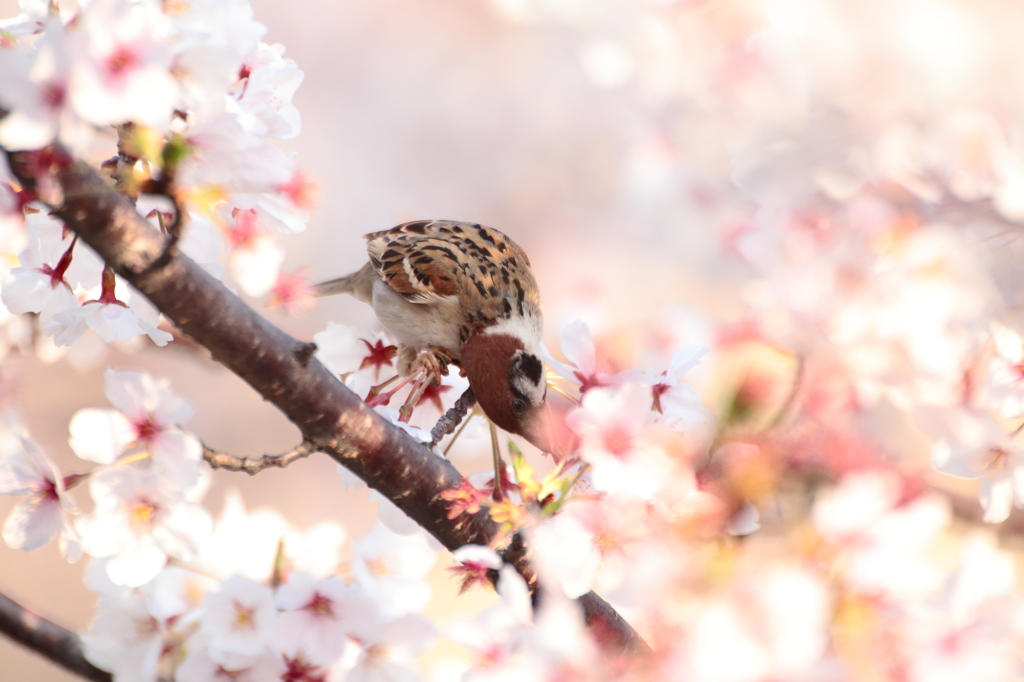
[0,590,111,682]
[5,149,649,664]
[429,387,476,448]
[202,440,318,475]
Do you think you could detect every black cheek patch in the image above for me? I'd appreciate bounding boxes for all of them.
[515,353,544,387]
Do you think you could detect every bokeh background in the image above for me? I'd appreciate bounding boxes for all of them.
[5,0,1024,678]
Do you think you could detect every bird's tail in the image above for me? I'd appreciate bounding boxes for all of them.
[312,273,360,297]
[311,262,376,303]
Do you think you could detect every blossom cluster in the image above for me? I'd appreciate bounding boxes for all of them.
[0,369,440,681]
[0,0,313,367]
[489,0,1024,522]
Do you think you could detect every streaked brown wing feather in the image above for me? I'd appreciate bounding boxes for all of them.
[364,221,539,316]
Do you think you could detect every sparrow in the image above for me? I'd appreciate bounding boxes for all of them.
[313,220,550,450]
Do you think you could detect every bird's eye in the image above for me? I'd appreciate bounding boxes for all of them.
[512,397,527,415]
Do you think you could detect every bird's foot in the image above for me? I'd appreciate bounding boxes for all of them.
[396,348,458,423]
[408,346,456,387]
[366,373,413,407]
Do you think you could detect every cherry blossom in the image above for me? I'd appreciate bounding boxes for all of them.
[1,211,96,328]
[448,544,502,594]
[199,575,278,658]
[813,470,951,597]
[177,642,286,682]
[225,211,285,297]
[69,369,202,488]
[983,322,1024,418]
[531,494,646,599]
[920,407,1024,523]
[47,270,173,348]
[77,466,212,586]
[546,319,652,394]
[82,593,165,682]
[280,521,346,579]
[193,490,290,582]
[0,17,92,153]
[0,436,80,560]
[350,521,436,616]
[266,267,314,315]
[651,345,713,436]
[346,614,436,682]
[141,565,218,623]
[229,42,304,140]
[275,572,382,665]
[566,383,681,498]
[177,114,292,194]
[448,566,532,678]
[68,0,179,128]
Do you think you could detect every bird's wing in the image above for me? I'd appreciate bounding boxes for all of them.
[364,220,538,314]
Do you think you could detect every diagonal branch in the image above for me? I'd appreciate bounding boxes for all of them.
[0,591,111,682]
[4,148,649,662]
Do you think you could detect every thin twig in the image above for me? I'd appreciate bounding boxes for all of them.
[489,420,503,502]
[443,405,478,457]
[0,591,111,682]
[429,387,476,448]
[765,353,806,432]
[202,440,318,475]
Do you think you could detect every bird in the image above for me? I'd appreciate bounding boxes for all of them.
[313,220,550,451]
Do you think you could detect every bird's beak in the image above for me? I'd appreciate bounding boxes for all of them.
[522,398,579,459]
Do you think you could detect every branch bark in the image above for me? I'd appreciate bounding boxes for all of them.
[0,591,111,682]
[4,149,649,675]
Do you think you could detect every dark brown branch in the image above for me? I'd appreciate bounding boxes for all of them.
[202,440,318,475]
[429,387,476,448]
[5,149,649,661]
[0,591,111,682]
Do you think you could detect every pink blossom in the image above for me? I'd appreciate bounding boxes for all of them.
[545,319,652,394]
[2,212,89,328]
[920,407,1024,523]
[82,593,164,682]
[351,522,436,616]
[177,642,286,682]
[0,437,80,560]
[69,369,201,489]
[193,490,290,582]
[69,0,179,128]
[982,322,1024,418]
[651,345,714,437]
[266,267,314,316]
[0,17,92,153]
[531,495,646,599]
[567,383,677,498]
[448,545,502,594]
[77,467,212,587]
[347,614,436,682]
[275,572,382,665]
[448,566,532,676]
[813,470,951,597]
[200,575,277,658]
[230,43,304,140]
[47,283,173,349]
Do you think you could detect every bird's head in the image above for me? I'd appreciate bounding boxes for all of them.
[461,327,551,451]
